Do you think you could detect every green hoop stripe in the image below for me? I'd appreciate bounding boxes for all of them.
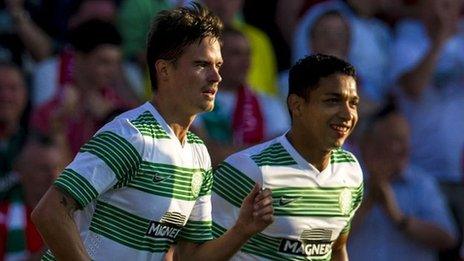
[186,132,205,144]
[54,169,99,208]
[128,162,209,201]
[271,186,363,217]
[212,162,255,207]
[80,131,141,181]
[179,220,213,242]
[330,149,356,163]
[41,250,56,260]
[251,143,297,166]
[89,201,171,253]
[198,169,213,197]
[130,111,170,139]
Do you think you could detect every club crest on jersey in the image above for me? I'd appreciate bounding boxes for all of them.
[279,228,333,257]
[145,212,187,241]
[338,188,352,215]
[191,172,203,198]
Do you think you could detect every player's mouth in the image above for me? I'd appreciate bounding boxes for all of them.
[202,88,217,100]
[330,124,350,137]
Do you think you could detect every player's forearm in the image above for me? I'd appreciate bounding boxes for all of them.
[31,187,91,261]
[178,225,251,261]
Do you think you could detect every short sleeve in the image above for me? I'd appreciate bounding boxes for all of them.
[54,118,144,208]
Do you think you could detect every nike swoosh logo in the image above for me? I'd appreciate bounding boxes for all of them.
[152,172,174,183]
[278,196,300,206]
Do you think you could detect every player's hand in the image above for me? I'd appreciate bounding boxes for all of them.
[234,183,274,238]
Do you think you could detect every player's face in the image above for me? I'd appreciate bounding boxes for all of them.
[167,36,222,115]
[295,74,358,151]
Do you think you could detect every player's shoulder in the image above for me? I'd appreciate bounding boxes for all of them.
[220,137,285,180]
[331,148,359,163]
[331,148,363,183]
[95,103,151,146]
[226,137,282,165]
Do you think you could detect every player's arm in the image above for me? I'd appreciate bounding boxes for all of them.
[176,184,274,261]
[331,232,349,261]
[31,186,91,261]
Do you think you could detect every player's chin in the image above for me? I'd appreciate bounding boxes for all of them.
[329,137,347,149]
[199,101,215,112]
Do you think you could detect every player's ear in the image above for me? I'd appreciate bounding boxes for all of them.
[287,94,304,118]
[155,59,170,81]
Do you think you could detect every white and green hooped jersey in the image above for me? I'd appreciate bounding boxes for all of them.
[43,102,213,260]
[212,135,363,261]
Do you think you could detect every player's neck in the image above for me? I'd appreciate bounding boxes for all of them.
[150,98,194,143]
[286,130,331,172]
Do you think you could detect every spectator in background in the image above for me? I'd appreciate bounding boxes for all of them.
[293,0,392,105]
[117,0,173,99]
[68,0,117,29]
[0,0,52,71]
[194,28,289,166]
[275,0,326,47]
[32,0,139,108]
[0,62,29,200]
[349,104,458,261]
[279,3,350,101]
[118,0,171,68]
[389,2,464,257]
[203,0,279,96]
[0,133,67,260]
[305,9,350,60]
[390,0,464,183]
[241,0,293,72]
[31,19,137,155]
[28,0,118,51]
[438,95,464,254]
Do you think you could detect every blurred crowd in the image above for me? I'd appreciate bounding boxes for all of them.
[0,0,463,260]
